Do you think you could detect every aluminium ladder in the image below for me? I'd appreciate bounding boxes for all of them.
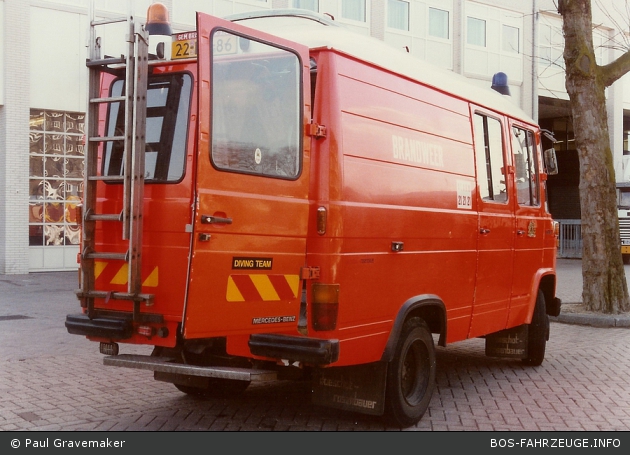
[77,8,153,322]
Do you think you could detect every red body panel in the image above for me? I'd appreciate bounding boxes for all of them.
[85,15,556,368]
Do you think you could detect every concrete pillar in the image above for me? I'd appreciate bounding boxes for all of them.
[453,0,464,76]
[0,0,30,274]
[370,0,385,41]
[606,28,625,183]
[608,81,625,182]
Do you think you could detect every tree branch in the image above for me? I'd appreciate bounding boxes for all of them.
[600,50,630,87]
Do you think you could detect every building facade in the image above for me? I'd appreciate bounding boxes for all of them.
[1,0,629,273]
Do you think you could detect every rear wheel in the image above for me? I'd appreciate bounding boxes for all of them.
[385,317,436,427]
[522,290,549,366]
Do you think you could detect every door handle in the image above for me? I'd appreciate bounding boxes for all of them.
[201,215,232,224]
[480,228,491,235]
[517,230,526,236]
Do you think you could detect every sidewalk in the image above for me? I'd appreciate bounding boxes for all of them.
[553,258,630,328]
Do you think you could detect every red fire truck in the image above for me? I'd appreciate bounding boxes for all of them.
[65,3,561,426]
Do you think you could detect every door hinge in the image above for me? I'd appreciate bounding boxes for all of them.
[306,122,327,139]
[301,266,320,280]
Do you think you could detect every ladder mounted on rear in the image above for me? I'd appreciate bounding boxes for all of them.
[76,7,153,322]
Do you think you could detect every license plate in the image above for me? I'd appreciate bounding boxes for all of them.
[171,31,197,60]
[622,239,630,246]
[212,31,238,56]
[171,31,238,60]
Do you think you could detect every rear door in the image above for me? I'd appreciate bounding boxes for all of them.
[183,13,312,338]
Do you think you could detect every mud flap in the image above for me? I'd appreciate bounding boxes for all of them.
[312,362,387,416]
[485,324,528,359]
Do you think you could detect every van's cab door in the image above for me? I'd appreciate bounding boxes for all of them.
[509,122,545,325]
[470,109,514,337]
[183,13,311,338]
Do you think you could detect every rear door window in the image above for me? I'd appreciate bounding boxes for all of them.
[211,31,302,179]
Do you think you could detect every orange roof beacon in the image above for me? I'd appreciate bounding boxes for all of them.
[66,4,561,427]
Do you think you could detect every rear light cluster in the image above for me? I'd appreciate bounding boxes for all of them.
[312,283,339,331]
[137,325,169,338]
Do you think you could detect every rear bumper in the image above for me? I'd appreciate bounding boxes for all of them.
[248,333,339,365]
[65,313,132,340]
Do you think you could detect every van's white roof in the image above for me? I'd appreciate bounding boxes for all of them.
[226,9,535,125]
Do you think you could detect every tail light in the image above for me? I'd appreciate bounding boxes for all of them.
[137,325,155,337]
[312,283,339,331]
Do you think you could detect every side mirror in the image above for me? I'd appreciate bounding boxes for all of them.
[544,148,559,175]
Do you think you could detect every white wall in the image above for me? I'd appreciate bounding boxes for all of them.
[0,1,4,106]
[463,1,524,85]
[383,0,454,71]
[30,7,86,111]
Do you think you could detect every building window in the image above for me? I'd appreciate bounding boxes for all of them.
[428,7,449,39]
[29,110,85,247]
[467,16,486,47]
[342,0,366,22]
[388,0,409,31]
[539,21,565,70]
[503,25,519,53]
[294,0,318,12]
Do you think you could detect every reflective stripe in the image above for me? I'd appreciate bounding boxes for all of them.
[94,261,159,287]
[226,274,300,302]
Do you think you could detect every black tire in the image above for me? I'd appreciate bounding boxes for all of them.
[174,378,250,397]
[385,317,436,427]
[522,290,549,366]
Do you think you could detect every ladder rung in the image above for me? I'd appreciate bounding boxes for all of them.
[90,96,126,104]
[91,17,127,27]
[84,252,128,261]
[87,175,124,183]
[77,290,154,305]
[89,135,124,142]
[86,212,122,222]
[87,57,125,67]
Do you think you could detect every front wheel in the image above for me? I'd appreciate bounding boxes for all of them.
[522,290,549,366]
[385,317,436,427]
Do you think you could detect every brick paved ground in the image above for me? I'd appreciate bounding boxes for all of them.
[0,264,629,431]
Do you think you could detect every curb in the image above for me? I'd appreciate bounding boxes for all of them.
[551,307,630,328]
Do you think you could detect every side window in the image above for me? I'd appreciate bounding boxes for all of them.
[104,73,192,183]
[211,31,301,179]
[474,113,507,203]
[512,127,539,206]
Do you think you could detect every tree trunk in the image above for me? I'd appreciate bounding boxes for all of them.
[559,0,630,313]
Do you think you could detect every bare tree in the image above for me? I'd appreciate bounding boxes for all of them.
[558,0,630,313]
